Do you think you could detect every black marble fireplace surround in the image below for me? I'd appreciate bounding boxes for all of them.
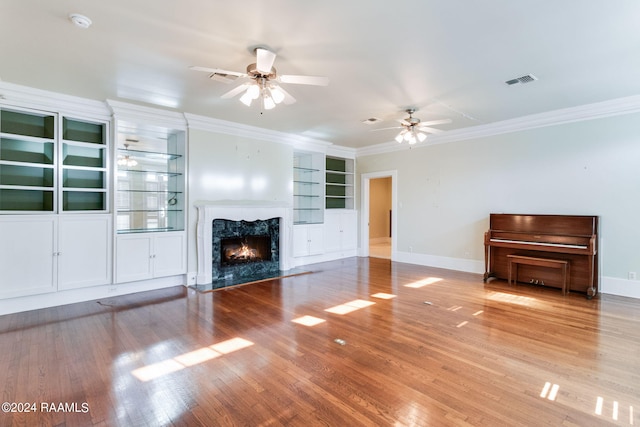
[211,218,280,287]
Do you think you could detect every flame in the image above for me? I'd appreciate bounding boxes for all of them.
[226,243,258,261]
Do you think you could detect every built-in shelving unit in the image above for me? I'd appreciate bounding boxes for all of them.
[293,151,323,224]
[325,156,354,209]
[61,117,108,211]
[0,107,108,212]
[115,121,185,233]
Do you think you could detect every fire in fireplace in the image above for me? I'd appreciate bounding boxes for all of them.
[221,235,272,266]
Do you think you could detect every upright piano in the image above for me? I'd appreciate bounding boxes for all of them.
[484,214,598,297]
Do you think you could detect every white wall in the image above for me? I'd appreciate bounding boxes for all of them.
[187,128,294,272]
[357,112,640,296]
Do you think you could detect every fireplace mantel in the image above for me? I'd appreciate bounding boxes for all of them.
[195,201,293,284]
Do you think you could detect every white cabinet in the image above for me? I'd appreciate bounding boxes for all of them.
[0,215,112,298]
[58,215,112,289]
[0,217,56,298]
[324,210,357,254]
[293,224,324,257]
[116,232,186,283]
[153,233,187,277]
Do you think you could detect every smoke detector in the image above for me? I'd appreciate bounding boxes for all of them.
[69,13,92,29]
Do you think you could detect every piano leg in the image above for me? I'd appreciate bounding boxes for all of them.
[483,242,489,283]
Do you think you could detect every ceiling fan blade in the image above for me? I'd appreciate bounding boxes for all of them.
[280,75,329,86]
[209,74,240,84]
[189,66,246,77]
[371,126,403,132]
[397,119,411,126]
[419,119,452,126]
[276,86,297,105]
[220,83,250,99]
[417,126,445,134]
[256,48,277,73]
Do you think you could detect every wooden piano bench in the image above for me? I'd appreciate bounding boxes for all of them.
[507,255,569,295]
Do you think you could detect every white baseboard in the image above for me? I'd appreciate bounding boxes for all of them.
[601,276,640,299]
[0,275,185,316]
[393,251,485,274]
[292,249,359,268]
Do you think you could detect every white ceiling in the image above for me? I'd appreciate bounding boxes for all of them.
[2,1,640,149]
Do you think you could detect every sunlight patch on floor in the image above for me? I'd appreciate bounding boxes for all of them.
[132,337,254,382]
[292,315,326,326]
[404,277,443,288]
[540,382,560,401]
[174,348,221,367]
[325,299,375,315]
[487,291,540,307]
[371,292,397,299]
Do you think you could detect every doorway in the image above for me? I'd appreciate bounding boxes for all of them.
[360,171,397,260]
[369,177,392,258]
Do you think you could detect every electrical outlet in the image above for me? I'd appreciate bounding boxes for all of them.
[629,272,637,280]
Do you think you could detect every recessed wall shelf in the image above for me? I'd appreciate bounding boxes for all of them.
[293,152,324,224]
[115,122,186,233]
[326,156,354,209]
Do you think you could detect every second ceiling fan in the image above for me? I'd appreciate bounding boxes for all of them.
[374,109,451,144]
[190,47,329,110]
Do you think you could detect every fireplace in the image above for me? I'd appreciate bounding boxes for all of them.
[195,202,293,285]
[221,235,272,266]
[211,217,281,284]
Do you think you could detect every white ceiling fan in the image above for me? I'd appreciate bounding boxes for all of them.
[190,47,329,110]
[373,109,451,144]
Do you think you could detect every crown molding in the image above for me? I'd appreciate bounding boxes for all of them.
[184,112,332,153]
[0,81,110,120]
[356,94,640,157]
[327,144,357,159]
[106,99,187,130]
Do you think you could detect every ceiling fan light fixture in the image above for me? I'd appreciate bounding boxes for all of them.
[270,86,285,104]
[239,90,254,106]
[394,133,404,143]
[417,132,427,142]
[247,84,260,99]
[263,95,276,110]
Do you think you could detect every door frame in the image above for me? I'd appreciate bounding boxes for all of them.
[360,170,397,259]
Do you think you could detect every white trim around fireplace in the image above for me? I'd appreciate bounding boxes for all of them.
[195,201,293,285]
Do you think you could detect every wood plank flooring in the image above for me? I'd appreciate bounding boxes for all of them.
[1,257,639,426]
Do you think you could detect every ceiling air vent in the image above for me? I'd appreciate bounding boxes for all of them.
[505,74,538,85]
[362,117,382,125]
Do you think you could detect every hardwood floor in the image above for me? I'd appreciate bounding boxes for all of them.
[1,257,638,426]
